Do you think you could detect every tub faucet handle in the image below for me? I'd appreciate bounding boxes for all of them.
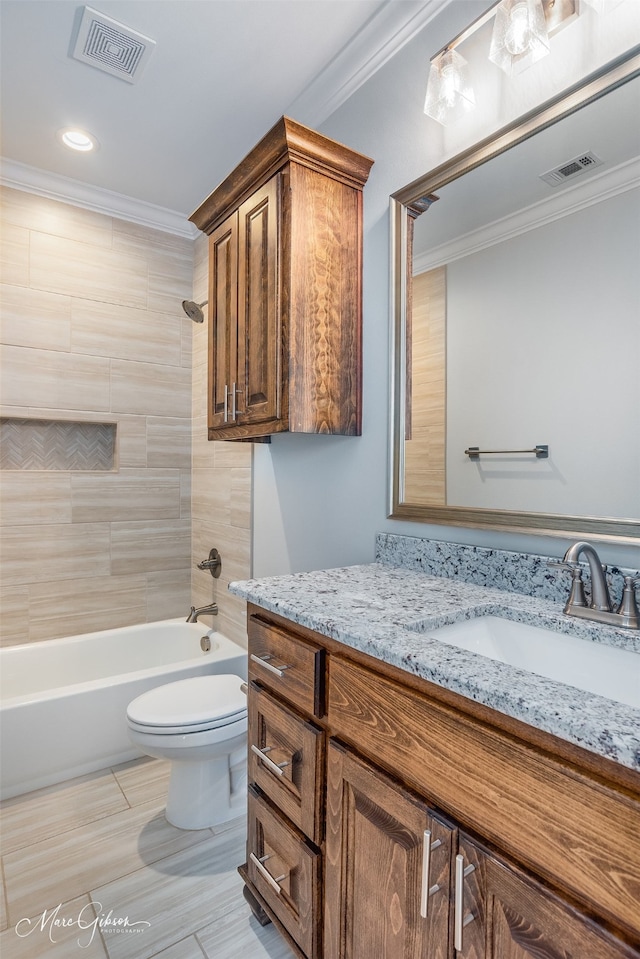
[197,548,222,578]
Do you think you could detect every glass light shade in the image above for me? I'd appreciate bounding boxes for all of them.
[424,49,475,126]
[489,0,550,75]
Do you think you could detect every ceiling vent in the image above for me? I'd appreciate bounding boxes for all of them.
[540,151,604,188]
[71,6,156,83]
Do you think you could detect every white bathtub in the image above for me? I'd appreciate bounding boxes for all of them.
[0,619,247,800]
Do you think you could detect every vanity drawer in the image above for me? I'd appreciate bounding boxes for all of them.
[249,684,325,843]
[247,785,321,959]
[248,614,325,716]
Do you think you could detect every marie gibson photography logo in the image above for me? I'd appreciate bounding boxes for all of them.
[15,900,151,948]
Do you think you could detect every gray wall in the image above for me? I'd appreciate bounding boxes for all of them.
[252,0,639,575]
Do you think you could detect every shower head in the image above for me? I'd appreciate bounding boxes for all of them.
[181,299,207,323]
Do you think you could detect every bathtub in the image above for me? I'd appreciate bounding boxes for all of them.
[0,619,247,800]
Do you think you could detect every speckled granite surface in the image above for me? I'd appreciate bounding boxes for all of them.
[229,537,640,772]
[375,532,639,606]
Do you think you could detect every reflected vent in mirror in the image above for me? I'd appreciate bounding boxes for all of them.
[540,151,603,187]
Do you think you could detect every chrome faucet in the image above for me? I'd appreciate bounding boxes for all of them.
[551,541,639,630]
[186,603,218,623]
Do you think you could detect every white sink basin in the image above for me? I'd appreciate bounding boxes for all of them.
[423,616,639,708]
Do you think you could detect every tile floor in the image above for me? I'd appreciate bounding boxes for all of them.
[0,758,295,959]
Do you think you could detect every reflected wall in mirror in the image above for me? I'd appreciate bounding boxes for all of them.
[390,49,640,543]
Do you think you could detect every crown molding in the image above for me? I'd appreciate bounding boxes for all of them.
[0,158,197,239]
[287,0,455,126]
[413,156,640,274]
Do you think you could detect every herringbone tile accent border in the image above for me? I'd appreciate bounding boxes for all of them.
[0,418,116,471]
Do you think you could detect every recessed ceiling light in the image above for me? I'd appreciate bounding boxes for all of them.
[58,128,99,152]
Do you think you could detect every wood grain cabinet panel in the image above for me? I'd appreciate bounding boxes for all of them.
[248,613,325,717]
[327,653,640,943]
[325,741,454,959]
[190,116,373,442]
[208,212,238,431]
[247,786,320,958]
[248,683,324,843]
[455,835,640,959]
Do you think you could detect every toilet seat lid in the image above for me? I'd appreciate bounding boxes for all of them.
[126,674,246,729]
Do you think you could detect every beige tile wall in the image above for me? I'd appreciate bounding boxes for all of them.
[190,234,252,649]
[0,188,252,650]
[0,188,193,645]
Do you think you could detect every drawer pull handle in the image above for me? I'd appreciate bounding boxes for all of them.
[251,743,290,777]
[454,854,476,951]
[249,853,285,894]
[420,831,443,918]
[250,653,291,678]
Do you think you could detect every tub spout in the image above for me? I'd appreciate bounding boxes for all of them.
[186,603,218,623]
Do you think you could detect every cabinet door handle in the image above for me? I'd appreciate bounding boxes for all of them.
[250,653,291,678]
[249,853,286,895]
[231,382,243,420]
[223,384,229,423]
[251,743,290,778]
[454,854,476,951]
[420,830,443,918]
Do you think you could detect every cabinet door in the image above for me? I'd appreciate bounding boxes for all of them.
[208,210,238,431]
[237,175,282,429]
[325,741,454,959]
[455,834,640,959]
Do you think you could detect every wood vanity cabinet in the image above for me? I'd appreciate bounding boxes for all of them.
[242,612,326,958]
[240,604,640,959]
[190,117,373,442]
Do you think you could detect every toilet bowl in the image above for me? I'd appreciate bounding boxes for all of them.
[126,674,247,830]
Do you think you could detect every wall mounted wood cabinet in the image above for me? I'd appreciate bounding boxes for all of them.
[240,604,640,959]
[190,117,373,442]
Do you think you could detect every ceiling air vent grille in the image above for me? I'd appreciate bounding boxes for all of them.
[540,151,604,187]
[71,6,156,83]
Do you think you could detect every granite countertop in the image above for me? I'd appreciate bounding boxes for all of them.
[229,562,640,772]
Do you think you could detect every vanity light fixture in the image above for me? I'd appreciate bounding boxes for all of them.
[424,0,579,124]
[58,128,98,152]
[489,0,550,75]
[424,49,475,125]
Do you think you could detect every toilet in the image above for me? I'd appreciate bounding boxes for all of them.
[126,674,247,830]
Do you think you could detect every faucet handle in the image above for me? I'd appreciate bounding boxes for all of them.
[197,548,222,578]
[617,576,640,629]
[549,561,588,610]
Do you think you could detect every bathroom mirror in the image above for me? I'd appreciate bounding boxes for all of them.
[390,48,640,543]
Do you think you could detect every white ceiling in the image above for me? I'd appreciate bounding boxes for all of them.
[0,0,449,227]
